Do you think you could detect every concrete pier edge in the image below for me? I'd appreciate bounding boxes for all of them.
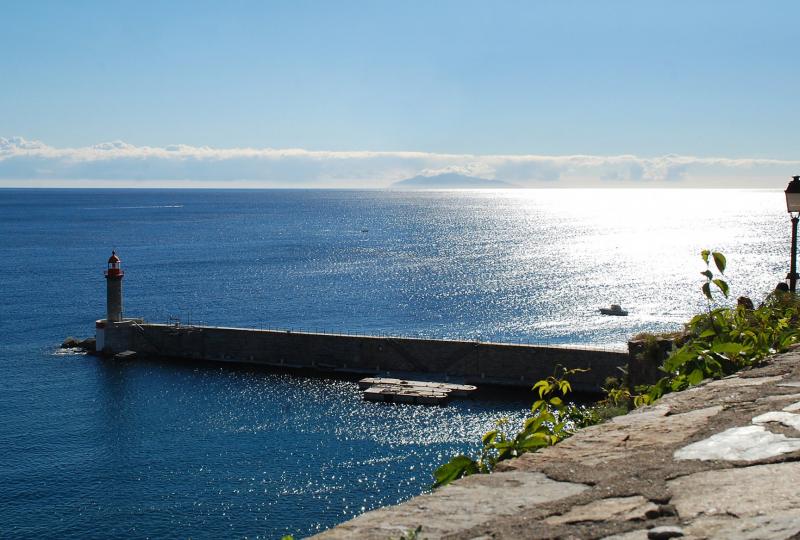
[98,320,628,392]
[313,347,800,540]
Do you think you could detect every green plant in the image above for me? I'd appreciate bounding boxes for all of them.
[603,385,631,407]
[700,249,729,302]
[432,367,597,488]
[397,526,423,539]
[641,251,800,404]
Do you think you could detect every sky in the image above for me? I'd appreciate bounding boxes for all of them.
[1,0,799,188]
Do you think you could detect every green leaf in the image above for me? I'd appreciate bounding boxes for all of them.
[664,347,695,372]
[699,328,717,338]
[701,270,713,279]
[713,279,730,298]
[710,342,746,354]
[712,252,726,274]
[548,396,563,407]
[702,282,712,300]
[433,455,478,488]
[536,412,556,425]
[687,368,704,385]
[523,416,543,431]
[701,249,710,264]
[517,434,550,450]
[670,375,689,392]
[481,430,498,445]
[689,313,706,326]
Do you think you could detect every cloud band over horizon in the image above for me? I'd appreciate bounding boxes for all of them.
[1,136,797,188]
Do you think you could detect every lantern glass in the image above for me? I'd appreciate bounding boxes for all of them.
[786,178,800,213]
[788,192,800,213]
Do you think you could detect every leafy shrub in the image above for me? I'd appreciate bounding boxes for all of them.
[432,367,598,488]
[640,251,800,404]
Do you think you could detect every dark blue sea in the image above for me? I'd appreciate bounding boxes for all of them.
[0,188,789,538]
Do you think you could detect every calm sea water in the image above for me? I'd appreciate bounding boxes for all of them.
[0,188,790,538]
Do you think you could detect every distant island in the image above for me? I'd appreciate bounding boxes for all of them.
[390,173,516,189]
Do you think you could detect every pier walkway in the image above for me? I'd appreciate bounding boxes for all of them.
[315,347,800,539]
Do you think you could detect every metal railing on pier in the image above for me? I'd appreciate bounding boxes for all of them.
[155,316,628,353]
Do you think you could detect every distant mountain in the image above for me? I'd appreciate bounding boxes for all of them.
[390,173,516,189]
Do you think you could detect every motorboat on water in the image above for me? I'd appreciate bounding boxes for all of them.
[599,304,628,316]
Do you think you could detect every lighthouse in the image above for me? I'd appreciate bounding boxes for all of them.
[105,250,124,322]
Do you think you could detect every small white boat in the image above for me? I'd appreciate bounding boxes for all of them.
[599,304,628,316]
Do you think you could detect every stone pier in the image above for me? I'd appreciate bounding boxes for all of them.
[99,321,627,392]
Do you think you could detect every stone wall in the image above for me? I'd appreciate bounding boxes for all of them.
[101,322,627,391]
[627,337,675,389]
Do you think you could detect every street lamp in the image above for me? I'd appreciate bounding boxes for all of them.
[785,175,800,292]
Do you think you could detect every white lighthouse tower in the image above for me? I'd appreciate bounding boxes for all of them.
[96,251,125,353]
[105,250,124,322]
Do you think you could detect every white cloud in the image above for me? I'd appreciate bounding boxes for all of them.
[0,136,797,188]
[417,162,496,179]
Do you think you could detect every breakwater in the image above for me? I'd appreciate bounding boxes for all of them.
[98,320,627,392]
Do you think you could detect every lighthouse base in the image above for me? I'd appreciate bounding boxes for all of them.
[95,320,105,351]
[95,318,145,354]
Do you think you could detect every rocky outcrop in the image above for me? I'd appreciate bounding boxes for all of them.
[60,336,80,348]
[78,337,96,351]
[61,336,96,352]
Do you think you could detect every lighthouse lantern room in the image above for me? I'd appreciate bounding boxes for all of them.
[105,250,124,323]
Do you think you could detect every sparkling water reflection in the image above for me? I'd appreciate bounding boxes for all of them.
[0,188,790,538]
[2,352,528,538]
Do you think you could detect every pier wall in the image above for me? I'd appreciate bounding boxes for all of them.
[102,322,627,391]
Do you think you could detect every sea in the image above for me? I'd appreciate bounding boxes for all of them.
[0,188,790,538]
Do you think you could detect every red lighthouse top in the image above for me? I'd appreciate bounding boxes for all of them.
[105,250,124,277]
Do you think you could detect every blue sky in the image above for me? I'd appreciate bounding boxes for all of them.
[1,1,799,187]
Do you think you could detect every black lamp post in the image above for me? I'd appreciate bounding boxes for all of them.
[785,175,800,292]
